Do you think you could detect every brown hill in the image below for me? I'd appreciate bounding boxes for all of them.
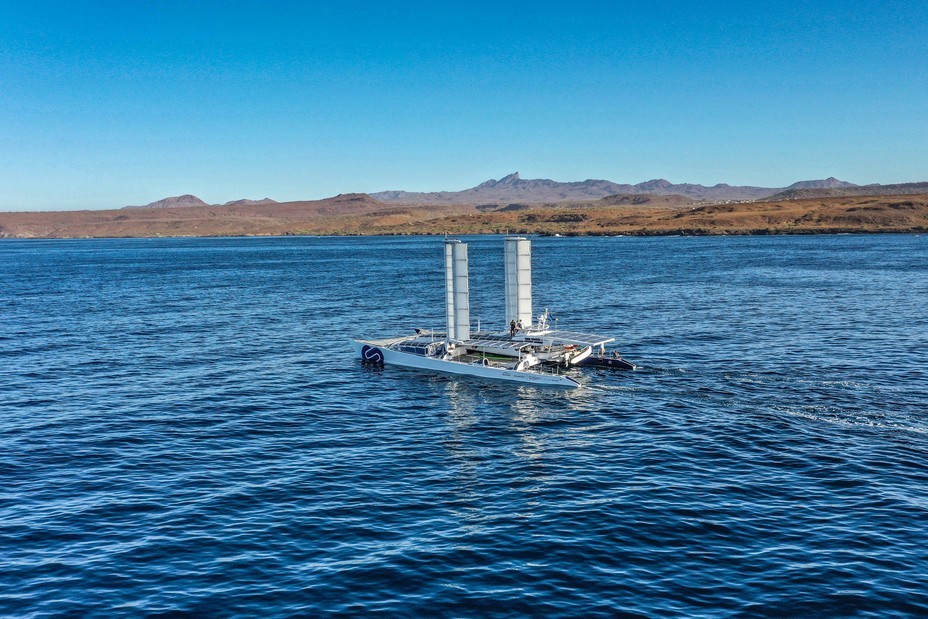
[124,195,281,209]
[765,182,928,201]
[124,194,210,209]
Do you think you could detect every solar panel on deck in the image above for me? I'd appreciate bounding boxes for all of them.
[542,330,616,346]
[464,338,533,351]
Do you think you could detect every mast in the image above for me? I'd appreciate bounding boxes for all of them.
[504,236,533,327]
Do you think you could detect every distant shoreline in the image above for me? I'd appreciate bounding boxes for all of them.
[2,229,925,242]
[1,193,926,240]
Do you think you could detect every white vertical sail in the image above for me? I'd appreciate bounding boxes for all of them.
[444,240,456,339]
[444,239,470,340]
[504,236,533,327]
[452,241,470,340]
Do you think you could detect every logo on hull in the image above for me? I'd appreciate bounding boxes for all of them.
[361,345,385,365]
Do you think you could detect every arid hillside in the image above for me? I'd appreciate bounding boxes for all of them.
[355,194,928,236]
[0,194,477,238]
[1,193,926,238]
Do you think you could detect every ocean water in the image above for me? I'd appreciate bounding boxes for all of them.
[1,234,927,617]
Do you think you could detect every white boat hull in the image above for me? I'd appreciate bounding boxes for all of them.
[351,340,580,388]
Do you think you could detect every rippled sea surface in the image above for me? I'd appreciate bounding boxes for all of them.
[2,234,927,617]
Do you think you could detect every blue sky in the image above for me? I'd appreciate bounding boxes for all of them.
[1,0,926,210]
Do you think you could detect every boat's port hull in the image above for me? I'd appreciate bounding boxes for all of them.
[351,339,581,388]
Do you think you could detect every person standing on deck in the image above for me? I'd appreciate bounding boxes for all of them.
[510,320,517,338]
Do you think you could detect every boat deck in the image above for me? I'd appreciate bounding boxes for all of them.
[468,329,616,348]
[461,337,536,352]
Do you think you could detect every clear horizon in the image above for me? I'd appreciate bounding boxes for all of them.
[2,1,926,211]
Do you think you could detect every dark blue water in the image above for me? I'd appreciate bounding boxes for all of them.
[2,234,927,617]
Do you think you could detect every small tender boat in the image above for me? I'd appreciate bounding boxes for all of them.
[575,352,637,370]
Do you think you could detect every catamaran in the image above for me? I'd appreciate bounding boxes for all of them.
[352,236,636,387]
[350,239,582,388]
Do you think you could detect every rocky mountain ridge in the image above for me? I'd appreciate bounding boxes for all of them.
[370,173,880,204]
[122,176,928,211]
